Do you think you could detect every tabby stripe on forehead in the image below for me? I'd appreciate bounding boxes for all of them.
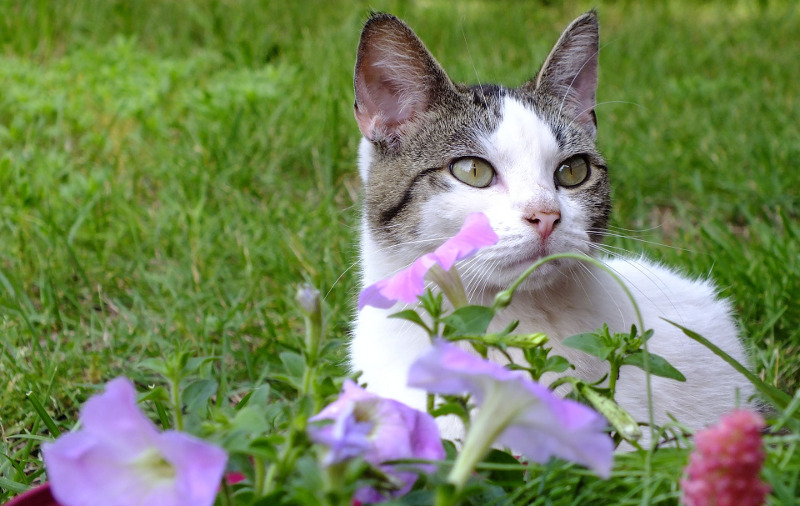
[379,167,441,226]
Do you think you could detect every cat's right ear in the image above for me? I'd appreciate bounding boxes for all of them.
[354,13,453,144]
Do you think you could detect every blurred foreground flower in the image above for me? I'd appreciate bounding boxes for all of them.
[681,409,769,506]
[308,380,445,502]
[42,377,227,506]
[359,212,498,309]
[408,340,613,488]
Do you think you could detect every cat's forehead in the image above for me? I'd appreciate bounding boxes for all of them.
[482,96,560,169]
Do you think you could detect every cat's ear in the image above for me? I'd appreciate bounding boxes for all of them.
[531,11,599,137]
[354,13,454,143]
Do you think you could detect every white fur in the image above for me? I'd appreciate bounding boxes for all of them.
[350,96,755,444]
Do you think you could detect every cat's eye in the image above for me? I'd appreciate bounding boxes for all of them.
[554,155,590,188]
[449,157,495,188]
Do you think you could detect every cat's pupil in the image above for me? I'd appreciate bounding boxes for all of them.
[449,157,494,188]
[554,156,589,188]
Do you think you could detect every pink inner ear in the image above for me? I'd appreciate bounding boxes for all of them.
[355,71,421,141]
[353,16,448,143]
[565,59,598,135]
[354,60,432,141]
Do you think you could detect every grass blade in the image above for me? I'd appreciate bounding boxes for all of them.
[663,318,794,413]
[25,392,61,437]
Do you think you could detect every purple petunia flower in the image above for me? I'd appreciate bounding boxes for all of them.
[408,340,614,484]
[42,377,227,506]
[308,380,445,502]
[358,212,499,309]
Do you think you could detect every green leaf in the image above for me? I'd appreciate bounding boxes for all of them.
[543,355,572,374]
[430,403,468,419]
[389,309,431,333]
[442,305,495,336]
[183,356,220,375]
[138,385,170,404]
[279,351,305,380]
[482,449,525,489]
[622,351,686,382]
[138,357,169,376]
[562,332,614,361]
[183,378,218,415]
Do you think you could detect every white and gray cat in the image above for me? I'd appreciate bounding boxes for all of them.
[348,11,755,442]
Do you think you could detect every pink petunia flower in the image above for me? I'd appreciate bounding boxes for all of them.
[308,380,445,502]
[408,340,614,486]
[42,377,228,506]
[358,212,499,309]
[681,410,770,506]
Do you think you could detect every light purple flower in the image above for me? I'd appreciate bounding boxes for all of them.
[408,340,614,482]
[308,380,445,502]
[42,377,227,506]
[359,212,499,309]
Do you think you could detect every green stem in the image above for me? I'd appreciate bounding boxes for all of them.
[170,375,184,432]
[255,457,269,496]
[607,357,620,398]
[447,389,515,490]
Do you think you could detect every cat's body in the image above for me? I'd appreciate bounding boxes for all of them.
[349,12,755,442]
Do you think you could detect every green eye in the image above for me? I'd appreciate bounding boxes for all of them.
[450,157,495,188]
[554,155,590,188]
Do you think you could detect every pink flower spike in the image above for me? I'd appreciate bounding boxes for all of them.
[42,377,228,506]
[681,410,770,506]
[358,213,498,310]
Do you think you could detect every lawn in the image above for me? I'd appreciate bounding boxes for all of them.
[1,0,798,503]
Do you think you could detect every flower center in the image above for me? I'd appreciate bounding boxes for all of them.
[129,447,177,485]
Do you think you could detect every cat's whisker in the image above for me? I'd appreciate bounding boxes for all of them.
[587,229,693,253]
[461,24,490,111]
[604,224,664,234]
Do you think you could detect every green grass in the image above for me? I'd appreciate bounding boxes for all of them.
[1,0,798,502]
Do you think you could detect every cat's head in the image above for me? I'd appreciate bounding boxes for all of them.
[354,12,610,291]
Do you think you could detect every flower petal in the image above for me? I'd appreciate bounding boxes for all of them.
[158,431,228,506]
[358,255,436,309]
[80,377,161,453]
[358,212,497,310]
[407,339,521,404]
[432,213,498,271]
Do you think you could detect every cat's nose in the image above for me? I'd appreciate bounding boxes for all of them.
[525,211,561,240]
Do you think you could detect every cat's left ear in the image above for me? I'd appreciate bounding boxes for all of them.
[529,11,599,137]
[353,13,456,144]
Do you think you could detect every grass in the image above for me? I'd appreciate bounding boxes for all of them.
[1,0,798,503]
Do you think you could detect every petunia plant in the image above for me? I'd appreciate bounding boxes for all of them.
[18,212,796,506]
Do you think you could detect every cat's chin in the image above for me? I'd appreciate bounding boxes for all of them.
[478,257,571,294]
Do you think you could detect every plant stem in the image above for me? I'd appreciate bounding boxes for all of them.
[170,375,184,432]
[447,389,514,490]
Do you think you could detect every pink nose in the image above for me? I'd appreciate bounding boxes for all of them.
[526,211,561,240]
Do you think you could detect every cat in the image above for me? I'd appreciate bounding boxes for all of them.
[348,11,756,444]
